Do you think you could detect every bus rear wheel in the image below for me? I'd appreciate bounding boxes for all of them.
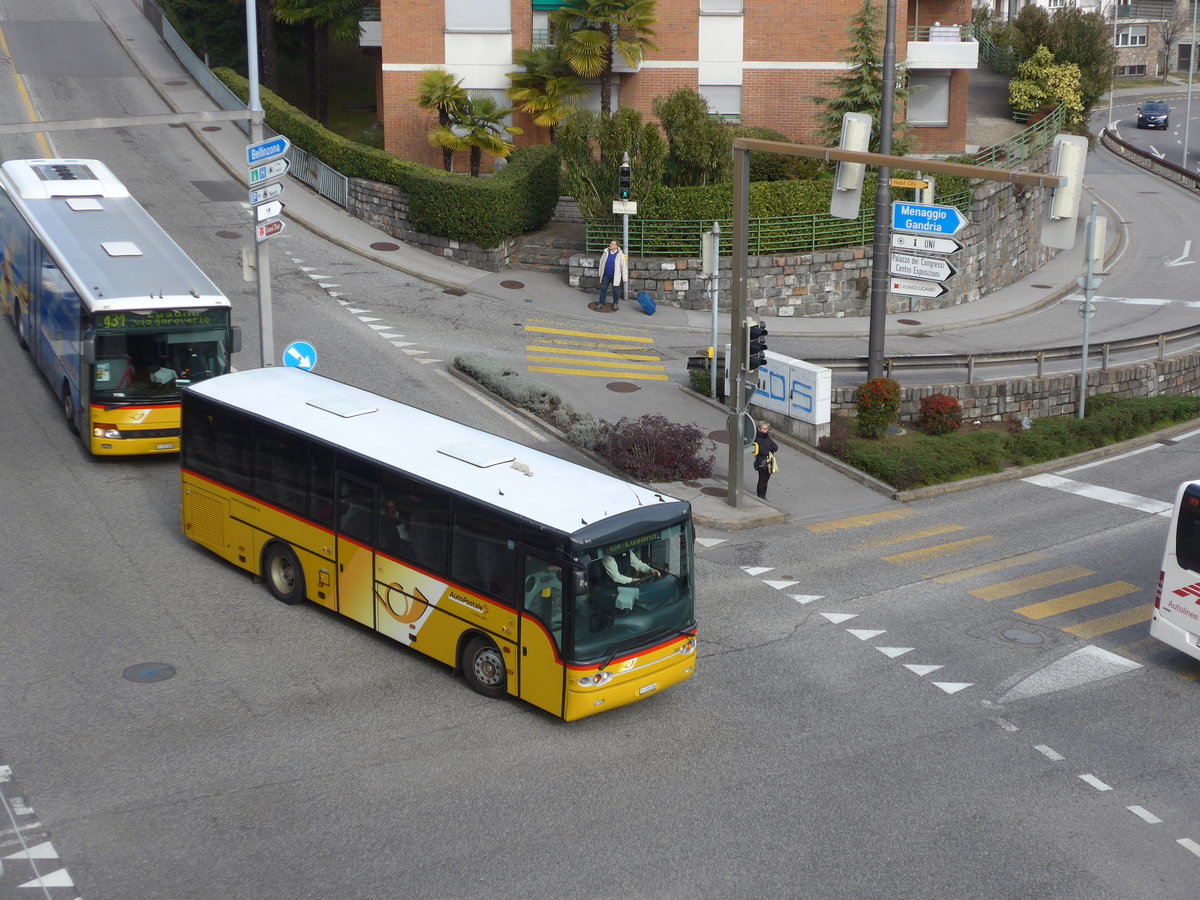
[462,636,506,699]
[263,543,305,605]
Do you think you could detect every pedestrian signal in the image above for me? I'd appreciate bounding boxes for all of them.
[619,163,632,201]
[744,318,768,371]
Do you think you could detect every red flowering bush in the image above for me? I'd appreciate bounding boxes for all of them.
[602,415,715,482]
[854,377,901,438]
[918,393,963,436]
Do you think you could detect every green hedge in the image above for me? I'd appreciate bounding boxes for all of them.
[215,68,560,248]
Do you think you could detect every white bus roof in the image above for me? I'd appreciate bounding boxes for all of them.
[0,158,229,313]
[188,367,686,537]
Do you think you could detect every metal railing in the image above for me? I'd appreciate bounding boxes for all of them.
[586,190,972,256]
[1101,126,1200,191]
[907,24,976,41]
[974,29,1021,75]
[805,325,1200,384]
[970,104,1065,168]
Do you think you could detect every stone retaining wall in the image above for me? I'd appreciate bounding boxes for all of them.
[830,352,1200,427]
[346,179,516,272]
[568,147,1057,317]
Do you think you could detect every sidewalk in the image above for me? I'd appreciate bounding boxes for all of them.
[94,1,1155,530]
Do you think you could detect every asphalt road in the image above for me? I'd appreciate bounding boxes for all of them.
[2,5,1200,897]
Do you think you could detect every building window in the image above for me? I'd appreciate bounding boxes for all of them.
[907,71,950,127]
[1118,64,1147,76]
[1047,0,1065,7]
[445,0,511,33]
[1116,26,1148,47]
[532,11,551,46]
[699,85,741,123]
[700,0,744,12]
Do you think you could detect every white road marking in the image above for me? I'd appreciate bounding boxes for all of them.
[847,628,885,641]
[763,579,799,590]
[1000,646,1142,704]
[742,566,772,576]
[1079,773,1112,791]
[1177,838,1200,858]
[435,368,547,442]
[694,537,726,548]
[821,612,857,624]
[876,646,914,658]
[1022,473,1172,515]
[1127,805,1162,824]
[933,681,972,694]
[903,664,942,676]
[1035,744,1064,761]
[789,594,821,604]
[3,840,58,859]
[1166,240,1195,266]
[992,717,1018,732]
[17,868,73,888]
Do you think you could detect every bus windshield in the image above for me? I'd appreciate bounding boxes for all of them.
[575,521,694,663]
[92,309,232,403]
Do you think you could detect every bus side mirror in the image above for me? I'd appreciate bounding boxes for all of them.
[82,339,95,365]
[230,325,243,355]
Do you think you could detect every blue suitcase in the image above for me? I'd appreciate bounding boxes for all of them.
[636,290,656,315]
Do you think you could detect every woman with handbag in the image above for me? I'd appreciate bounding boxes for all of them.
[753,421,779,500]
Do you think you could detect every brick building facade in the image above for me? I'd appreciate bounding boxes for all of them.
[365,0,978,172]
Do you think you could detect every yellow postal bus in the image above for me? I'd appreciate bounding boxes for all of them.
[180,368,697,720]
[0,158,237,454]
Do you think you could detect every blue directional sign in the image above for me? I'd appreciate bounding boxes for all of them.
[246,136,291,167]
[283,340,317,371]
[891,201,968,237]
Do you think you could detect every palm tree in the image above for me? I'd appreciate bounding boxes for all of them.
[450,92,523,177]
[507,45,588,142]
[413,69,467,172]
[549,0,658,114]
[273,0,364,125]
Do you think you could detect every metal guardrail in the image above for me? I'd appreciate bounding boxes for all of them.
[974,29,1021,75]
[805,325,1200,383]
[1101,125,1200,192]
[159,14,350,208]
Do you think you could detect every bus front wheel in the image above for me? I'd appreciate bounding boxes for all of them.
[263,543,305,605]
[461,636,506,699]
[62,387,78,434]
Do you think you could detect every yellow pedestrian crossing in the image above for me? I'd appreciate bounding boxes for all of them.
[1014,582,1138,620]
[804,510,1162,656]
[968,566,1093,602]
[524,323,667,381]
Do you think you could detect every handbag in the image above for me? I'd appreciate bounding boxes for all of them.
[767,453,780,474]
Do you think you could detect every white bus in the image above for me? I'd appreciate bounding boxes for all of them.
[180,368,698,720]
[0,158,238,455]
[1152,479,1200,661]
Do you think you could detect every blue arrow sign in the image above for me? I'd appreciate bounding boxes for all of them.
[283,340,317,371]
[247,136,291,167]
[891,201,968,236]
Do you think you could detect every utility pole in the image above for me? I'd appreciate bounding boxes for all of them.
[705,221,720,400]
[245,0,274,368]
[866,0,898,380]
[1077,202,1106,418]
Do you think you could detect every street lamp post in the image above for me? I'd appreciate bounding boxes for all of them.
[866,0,898,380]
[1185,0,1198,170]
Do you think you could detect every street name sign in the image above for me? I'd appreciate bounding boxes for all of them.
[891,201,967,236]
[249,158,289,185]
[889,232,962,254]
[247,136,290,167]
[283,340,317,371]
[255,219,285,242]
[889,276,949,299]
[249,182,283,206]
[255,200,284,222]
[888,251,956,282]
[612,199,638,215]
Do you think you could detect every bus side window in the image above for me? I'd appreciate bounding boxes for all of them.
[310,445,334,528]
[1178,488,1200,572]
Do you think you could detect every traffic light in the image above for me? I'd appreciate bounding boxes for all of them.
[1040,134,1088,250]
[829,112,872,220]
[618,163,632,201]
[744,318,768,371]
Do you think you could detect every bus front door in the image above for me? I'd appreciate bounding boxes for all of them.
[519,555,567,716]
[335,474,376,628]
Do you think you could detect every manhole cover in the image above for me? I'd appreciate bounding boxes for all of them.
[164,80,187,86]
[1002,628,1044,645]
[370,242,400,251]
[500,280,525,289]
[169,123,186,128]
[683,480,702,488]
[700,486,726,497]
[201,126,222,132]
[1030,284,1053,289]
[123,663,176,683]
[607,382,640,393]
[897,318,921,325]
[215,230,241,239]
[442,287,467,296]
[708,429,729,444]
[588,302,616,313]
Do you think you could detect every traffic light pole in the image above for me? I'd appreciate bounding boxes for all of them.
[727,149,750,508]
[620,152,630,274]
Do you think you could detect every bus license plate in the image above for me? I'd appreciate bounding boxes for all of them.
[639,682,658,695]
[156,443,175,450]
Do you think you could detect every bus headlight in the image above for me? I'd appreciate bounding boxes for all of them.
[577,671,613,688]
[93,427,122,439]
[681,638,696,654]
